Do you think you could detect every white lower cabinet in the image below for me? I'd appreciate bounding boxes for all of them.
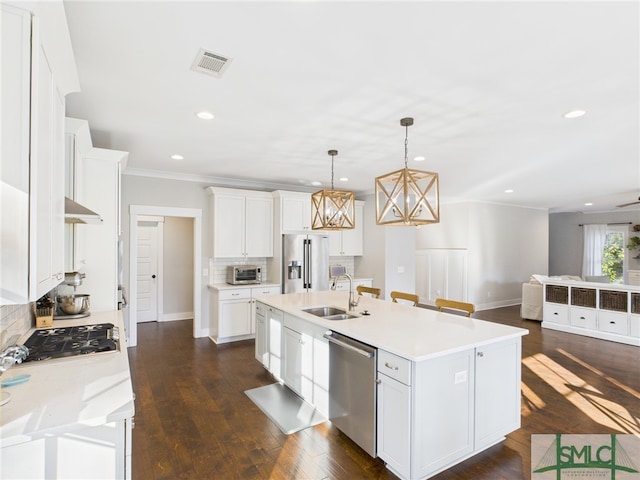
[212,286,281,343]
[474,338,521,450]
[543,281,639,346]
[377,337,521,480]
[282,313,328,413]
[255,304,329,415]
[283,325,313,400]
[570,307,597,330]
[1,418,132,480]
[598,310,629,336]
[543,302,569,325]
[255,301,268,365]
[267,305,284,380]
[376,372,411,479]
[630,314,640,338]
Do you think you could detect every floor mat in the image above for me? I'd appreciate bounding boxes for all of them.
[245,383,327,434]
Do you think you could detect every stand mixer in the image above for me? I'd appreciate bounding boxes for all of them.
[54,272,91,319]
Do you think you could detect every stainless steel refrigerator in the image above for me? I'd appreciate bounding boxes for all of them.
[282,234,329,293]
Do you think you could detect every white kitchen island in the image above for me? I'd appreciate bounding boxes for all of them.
[0,310,135,479]
[254,291,528,480]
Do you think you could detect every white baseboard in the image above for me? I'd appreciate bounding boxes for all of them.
[159,312,194,322]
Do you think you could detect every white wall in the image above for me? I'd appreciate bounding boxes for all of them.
[355,194,417,299]
[416,201,548,309]
[121,175,210,333]
[163,216,194,319]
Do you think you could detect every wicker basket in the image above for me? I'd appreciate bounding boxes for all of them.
[571,287,596,308]
[631,293,640,315]
[545,285,568,304]
[34,306,54,328]
[599,290,628,312]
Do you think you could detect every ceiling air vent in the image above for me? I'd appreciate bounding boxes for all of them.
[191,49,232,78]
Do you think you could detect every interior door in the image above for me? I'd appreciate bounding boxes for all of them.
[137,223,159,322]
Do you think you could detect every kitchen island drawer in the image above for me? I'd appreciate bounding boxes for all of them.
[378,349,411,385]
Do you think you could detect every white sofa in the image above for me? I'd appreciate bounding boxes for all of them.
[520,274,582,321]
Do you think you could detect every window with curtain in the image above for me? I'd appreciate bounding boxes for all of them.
[582,224,627,283]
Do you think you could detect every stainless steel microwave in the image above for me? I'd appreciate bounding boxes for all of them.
[227,265,262,285]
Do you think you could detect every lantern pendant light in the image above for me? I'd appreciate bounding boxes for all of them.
[375,117,440,226]
[311,150,355,230]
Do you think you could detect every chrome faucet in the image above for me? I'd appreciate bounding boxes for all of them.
[331,273,359,311]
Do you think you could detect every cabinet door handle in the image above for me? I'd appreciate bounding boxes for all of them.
[231,293,240,296]
[580,316,586,320]
[610,321,616,324]
[384,362,399,371]
[375,379,382,385]
[477,351,484,357]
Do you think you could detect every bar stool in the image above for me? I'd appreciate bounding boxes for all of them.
[435,298,475,318]
[390,291,419,307]
[356,286,381,298]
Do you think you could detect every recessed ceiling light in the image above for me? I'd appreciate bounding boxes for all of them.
[584,202,593,206]
[339,177,349,182]
[196,111,214,120]
[171,154,184,160]
[413,156,426,162]
[310,181,322,187]
[505,189,514,193]
[563,110,586,119]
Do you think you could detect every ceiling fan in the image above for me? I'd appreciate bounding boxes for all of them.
[616,196,640,208]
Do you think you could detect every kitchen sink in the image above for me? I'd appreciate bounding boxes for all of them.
[323,313,359,320]
[302,306,347,317]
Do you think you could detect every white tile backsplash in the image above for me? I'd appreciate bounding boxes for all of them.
[0,303,33,349]
[209,258,269,285]
[208,256,356,285]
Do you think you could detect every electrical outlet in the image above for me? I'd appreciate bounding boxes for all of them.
[203,268,209,277]
[487,291,492,298]
[454,370,467,384]
[397,266,405,273]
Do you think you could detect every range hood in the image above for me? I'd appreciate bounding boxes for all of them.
[65,197,103,224]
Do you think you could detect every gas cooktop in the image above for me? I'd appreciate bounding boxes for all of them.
[22,323,119,362]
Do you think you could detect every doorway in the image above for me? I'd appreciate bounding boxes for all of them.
[128,205,203,347]
[136,217,163,323]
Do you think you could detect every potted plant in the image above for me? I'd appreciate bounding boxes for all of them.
[627,235,640,250]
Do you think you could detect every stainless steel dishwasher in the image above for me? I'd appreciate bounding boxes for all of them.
[323,330,377,457]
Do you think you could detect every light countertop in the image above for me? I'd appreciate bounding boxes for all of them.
[208,282,281,291]
[0,310,135,448]
[257,291,528,362]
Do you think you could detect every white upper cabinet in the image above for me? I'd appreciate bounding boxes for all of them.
[327,201,364,256]
[1,4,31,304]
[207,187,273,258]
[274,191,312,233]
[1,2,79,303]
[30,22,67,300]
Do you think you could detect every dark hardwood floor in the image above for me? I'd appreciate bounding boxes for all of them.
[127,306,640,480]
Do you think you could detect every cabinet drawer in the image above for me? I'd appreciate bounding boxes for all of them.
[570,307,597,329]
[629,314,640,338]
[543,303,569,325]
[598,311,629,336]
[378,350,411,386]
[251,286,281,297]
[217,289,251,301]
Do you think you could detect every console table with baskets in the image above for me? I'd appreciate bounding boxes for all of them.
[542,280,640,346]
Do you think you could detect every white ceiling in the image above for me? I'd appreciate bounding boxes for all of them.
[63,1,640,213]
